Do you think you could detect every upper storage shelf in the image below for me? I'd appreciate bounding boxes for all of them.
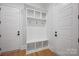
[42,13,46,19]
[27,9,34,17]
[35,11,41,19]
[26,8,47,19]
[26,8,47,26]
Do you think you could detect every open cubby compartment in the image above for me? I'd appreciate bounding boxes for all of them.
[37,20,46,26]
[36,41,43,49]
[42,12,46,19]
[35,11,41,19]
[43,40,48,47]
[27,42,36,51]
[40,20,46,25]
[27,17,46,26]
[27,8,34,17]
[27,40,48,51]
[27,17,36,26]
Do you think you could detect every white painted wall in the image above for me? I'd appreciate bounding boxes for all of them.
[78,4,79,38]
[78,4,79,55]
[0,4,26,52]
[47,3,78,56]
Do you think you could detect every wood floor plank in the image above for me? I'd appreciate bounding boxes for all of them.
[0,49,56,56]
[27,49,56,56]
[0,49,26,56]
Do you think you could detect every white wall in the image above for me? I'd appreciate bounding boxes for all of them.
[78,4,79,55]
[47,3,78,56]
[78,4,79,38]
[0,3,26,51]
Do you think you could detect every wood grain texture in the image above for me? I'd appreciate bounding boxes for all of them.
[27,49,56,56]
[0,49,56,56]
[0,49,26,56]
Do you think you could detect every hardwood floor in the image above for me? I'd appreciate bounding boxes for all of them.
[27,49,56,56]
[0,49,56,56]
[0,49,26,56]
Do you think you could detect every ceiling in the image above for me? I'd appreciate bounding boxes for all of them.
[26,3,50,10]
[38,3,50,9]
